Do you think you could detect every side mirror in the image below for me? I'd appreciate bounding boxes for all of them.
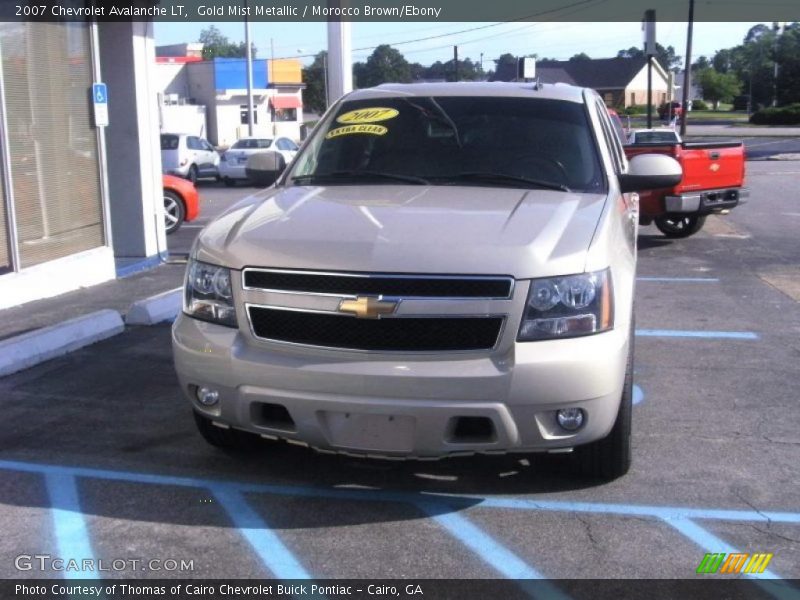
[245,151,287,186]
[618,153,682,193]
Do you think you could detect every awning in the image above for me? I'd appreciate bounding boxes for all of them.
[269,96,302,110]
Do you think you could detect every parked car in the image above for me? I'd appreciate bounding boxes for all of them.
[160,133,220,184]
[162,174,199,234]
[173,82,682,480]
[625,133,746,238]
[218,137,299,186]
[627,128,681,145]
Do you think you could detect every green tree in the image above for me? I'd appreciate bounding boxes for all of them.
[198,25,255,60]
[569,52,591,62]
[697,68,742,109]
[359,45,412,87]
[301,51,327,114]
[776,22,800,105]
[617,43,681,71]
[424,57,484,81]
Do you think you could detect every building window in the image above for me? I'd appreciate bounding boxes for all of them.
[631,92,636,105]
[0,22,105,270]
[240,105,258,125]
[273,107,297,122]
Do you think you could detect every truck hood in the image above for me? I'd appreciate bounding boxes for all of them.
[195,184,608,279]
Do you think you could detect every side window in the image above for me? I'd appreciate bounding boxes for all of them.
[594,102,625,173]
[187,136,200,150]
[201,139,214,151]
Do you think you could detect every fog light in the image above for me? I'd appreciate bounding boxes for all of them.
[556,408,585,432]
[196,387,219,406]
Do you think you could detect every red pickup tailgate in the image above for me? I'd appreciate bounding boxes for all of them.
[676,142,745,193]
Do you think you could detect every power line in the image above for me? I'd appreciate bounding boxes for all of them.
[274,0,608,60]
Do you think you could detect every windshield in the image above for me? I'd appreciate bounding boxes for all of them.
[288,96,605,193]
[632,131,679,144]
[231,138,273,149]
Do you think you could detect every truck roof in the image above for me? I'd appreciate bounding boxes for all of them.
[345,81,589,104]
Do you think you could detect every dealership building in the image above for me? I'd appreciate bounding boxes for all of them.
[0,21,172,310]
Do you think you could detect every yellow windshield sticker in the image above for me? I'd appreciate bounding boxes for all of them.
[336,107,399,124]
[325,124,388,139]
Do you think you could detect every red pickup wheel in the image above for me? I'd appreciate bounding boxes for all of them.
[654,215,707,238]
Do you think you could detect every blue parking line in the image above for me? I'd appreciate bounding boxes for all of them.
[632,385,644,405]
[4,460,800,525]
[211,485,312,579]
[417,501,546,579]
[637,277,719,282]
[44,473,99,580]
[636,329,759,340]
[664,518,797,600]
[417,502,573,600]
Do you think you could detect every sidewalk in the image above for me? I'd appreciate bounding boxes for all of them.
[0,261,186,342]
[684,124,799,137]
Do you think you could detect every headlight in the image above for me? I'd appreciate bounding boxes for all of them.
[184,259,237,327]
[518,269,613,341]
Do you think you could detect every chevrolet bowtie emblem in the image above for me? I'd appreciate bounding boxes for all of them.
[710,163,720,172]
[338,296,398,319]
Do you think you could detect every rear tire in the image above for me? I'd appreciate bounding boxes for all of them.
[654,215,706,238]
[193,412,260,450]
[163,191,185,235]
[187,165,198,185]
[572,323,633,481]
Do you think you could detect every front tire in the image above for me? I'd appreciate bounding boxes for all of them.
[187,164,198,185]
[223,177,236,187]
[163,190,185,234]
[655,215,706,238]
[572,328,633,481]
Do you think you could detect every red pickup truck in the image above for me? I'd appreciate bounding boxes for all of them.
[607,113,747,238]
[625,136,747,237]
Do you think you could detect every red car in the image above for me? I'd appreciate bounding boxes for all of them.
[162,174,199,234]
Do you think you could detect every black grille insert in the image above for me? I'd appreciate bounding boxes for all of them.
[243,270,512,298]
[248,307,503,351]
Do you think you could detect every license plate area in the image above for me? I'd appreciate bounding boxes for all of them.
[320,412,415,453]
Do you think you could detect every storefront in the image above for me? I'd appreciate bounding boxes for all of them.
[0,21,114,308]
[0,20,165,310]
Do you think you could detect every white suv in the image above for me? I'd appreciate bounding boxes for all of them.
[172,82,681,480]
[160,133,220,184]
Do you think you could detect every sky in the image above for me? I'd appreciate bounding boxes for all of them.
[153,21,760,68]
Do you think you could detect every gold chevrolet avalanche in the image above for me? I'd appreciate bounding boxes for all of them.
[172,82,681,480]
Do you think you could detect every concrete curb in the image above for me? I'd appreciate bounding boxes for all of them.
[125,287,183,325]
[0,309,125,378]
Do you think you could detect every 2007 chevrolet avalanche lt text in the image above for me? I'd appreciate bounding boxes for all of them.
[172,82,682,480]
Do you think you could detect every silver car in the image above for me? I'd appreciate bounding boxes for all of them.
[160,133,220,184]
[172,82,681,480]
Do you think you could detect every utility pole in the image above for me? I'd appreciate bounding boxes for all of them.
[326,3,352,106]
[454,46,459,82]
[244,0,254,136]
[680,0,694,137]
[643,9,655,129]
[772,22,784,107]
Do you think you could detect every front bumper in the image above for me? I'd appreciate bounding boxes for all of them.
[665,187,748,214]
[172,314,629,459]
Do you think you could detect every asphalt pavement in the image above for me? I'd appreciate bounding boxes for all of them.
[0,162,798,588]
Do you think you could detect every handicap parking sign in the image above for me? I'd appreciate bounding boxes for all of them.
[92,82,108,127]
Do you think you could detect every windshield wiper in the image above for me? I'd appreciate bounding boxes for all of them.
[439,172,570,192]
[292,170,429,185]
